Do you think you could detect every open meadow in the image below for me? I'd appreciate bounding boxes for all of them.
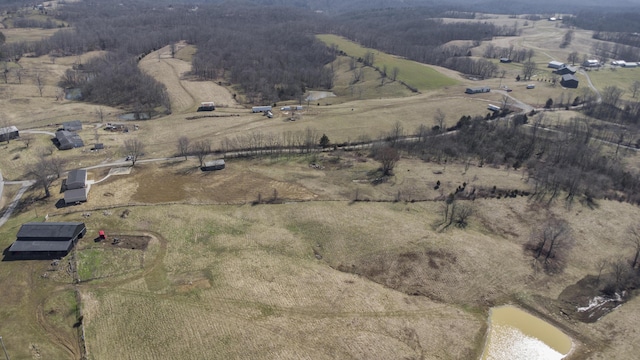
[2,12,640,360]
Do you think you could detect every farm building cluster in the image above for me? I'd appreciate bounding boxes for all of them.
[63,169,89,205]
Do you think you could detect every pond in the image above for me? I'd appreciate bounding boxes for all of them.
[481,305,573,360]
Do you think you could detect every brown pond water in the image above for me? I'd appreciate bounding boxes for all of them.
[481,305,573,360]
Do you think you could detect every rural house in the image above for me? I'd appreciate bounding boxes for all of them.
[582,59,600,68]
[55,130,84,150]
[62,120,83,131]
[465,87,490,94]
[64,188,89,204]
[201,159,226,171]
[560,74,579,88]
[0,125,19,141]
[7,222,87,258]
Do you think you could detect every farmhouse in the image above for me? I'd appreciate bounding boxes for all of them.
[252,106,272,113]
[548,61,565,69]
[280,105,303,111]
[554,65,577,75]
[62,120,83,131]
[201,159,226,171]
[465,87,490,94]
[55,130,84,150]
[197,102,215,111]
[582,59,600,68]
[0,125,19,141]
[7,222,87,258]
[560,74,579,88]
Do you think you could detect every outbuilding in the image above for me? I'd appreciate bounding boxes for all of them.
[554,65,577,75]
[66,169,87,190]
[64,188,89,204]
[465,87,490,94]
[197,102,215,111]
[252,106,272,113]
[7,222,87,258]
[0,125,19,141]
[560,74,579,88]
[548,61,565,69]
[499,58,512,63]
[201,159,225,171]
[55,130,84,150]
[62,120,83,131]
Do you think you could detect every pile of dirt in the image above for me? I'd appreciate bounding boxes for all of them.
[94,234,151,251]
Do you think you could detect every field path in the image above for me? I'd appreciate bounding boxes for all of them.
[138,43,241,113]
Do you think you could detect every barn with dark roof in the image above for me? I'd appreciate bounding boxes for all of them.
[7,222,86,258]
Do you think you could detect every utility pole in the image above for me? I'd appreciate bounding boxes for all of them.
[0,336,10,360]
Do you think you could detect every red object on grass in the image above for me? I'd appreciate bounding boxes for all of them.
[99,230,106,239]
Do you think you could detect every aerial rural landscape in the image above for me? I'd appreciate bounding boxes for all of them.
[2,0,640,359]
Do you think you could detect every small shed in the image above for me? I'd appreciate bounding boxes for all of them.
[560,74,579,88]
[548,61,565,69]
[93,143,104,150]
[499,58,512,63]
[201,159,226,171]
[0,125,19,141]
[66,169,87,190]
[197,102,215,111]
[465,87,491,94]
[64,188,89,204]
[63,120,83,132]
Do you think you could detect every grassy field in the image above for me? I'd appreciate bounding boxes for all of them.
[317,34,459,92]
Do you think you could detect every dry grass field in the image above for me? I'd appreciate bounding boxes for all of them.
[3,12,640,360]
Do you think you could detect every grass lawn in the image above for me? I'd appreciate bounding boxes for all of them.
[317,34,459,92]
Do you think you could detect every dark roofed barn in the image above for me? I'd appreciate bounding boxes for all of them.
[55,130,84,150]
[560,74,579,88]
[7,222,86,258]
[66,169,87,190]
[63,120,83,131]
[554,65,577,75]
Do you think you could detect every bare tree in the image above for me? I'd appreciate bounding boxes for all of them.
[19,134,34,148]
[177,136,190,160]
[2,62,8,84]
[567,51,579,66]
[96,107,105,123]
[27,156,59,198]
[596,258,608,283]
[522,61,537,81]
[628,225,640,268]
[434,108,446,132]
[35,71,45,97]
[14,67,23,84]
[192,139,211,167]
[560,30,574,48]
[602,85,624,108]
[630,80,640,99]
[391,66,399,81]
[525,218,574,273]
[373,145,400,176]
[123,138,145,166]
